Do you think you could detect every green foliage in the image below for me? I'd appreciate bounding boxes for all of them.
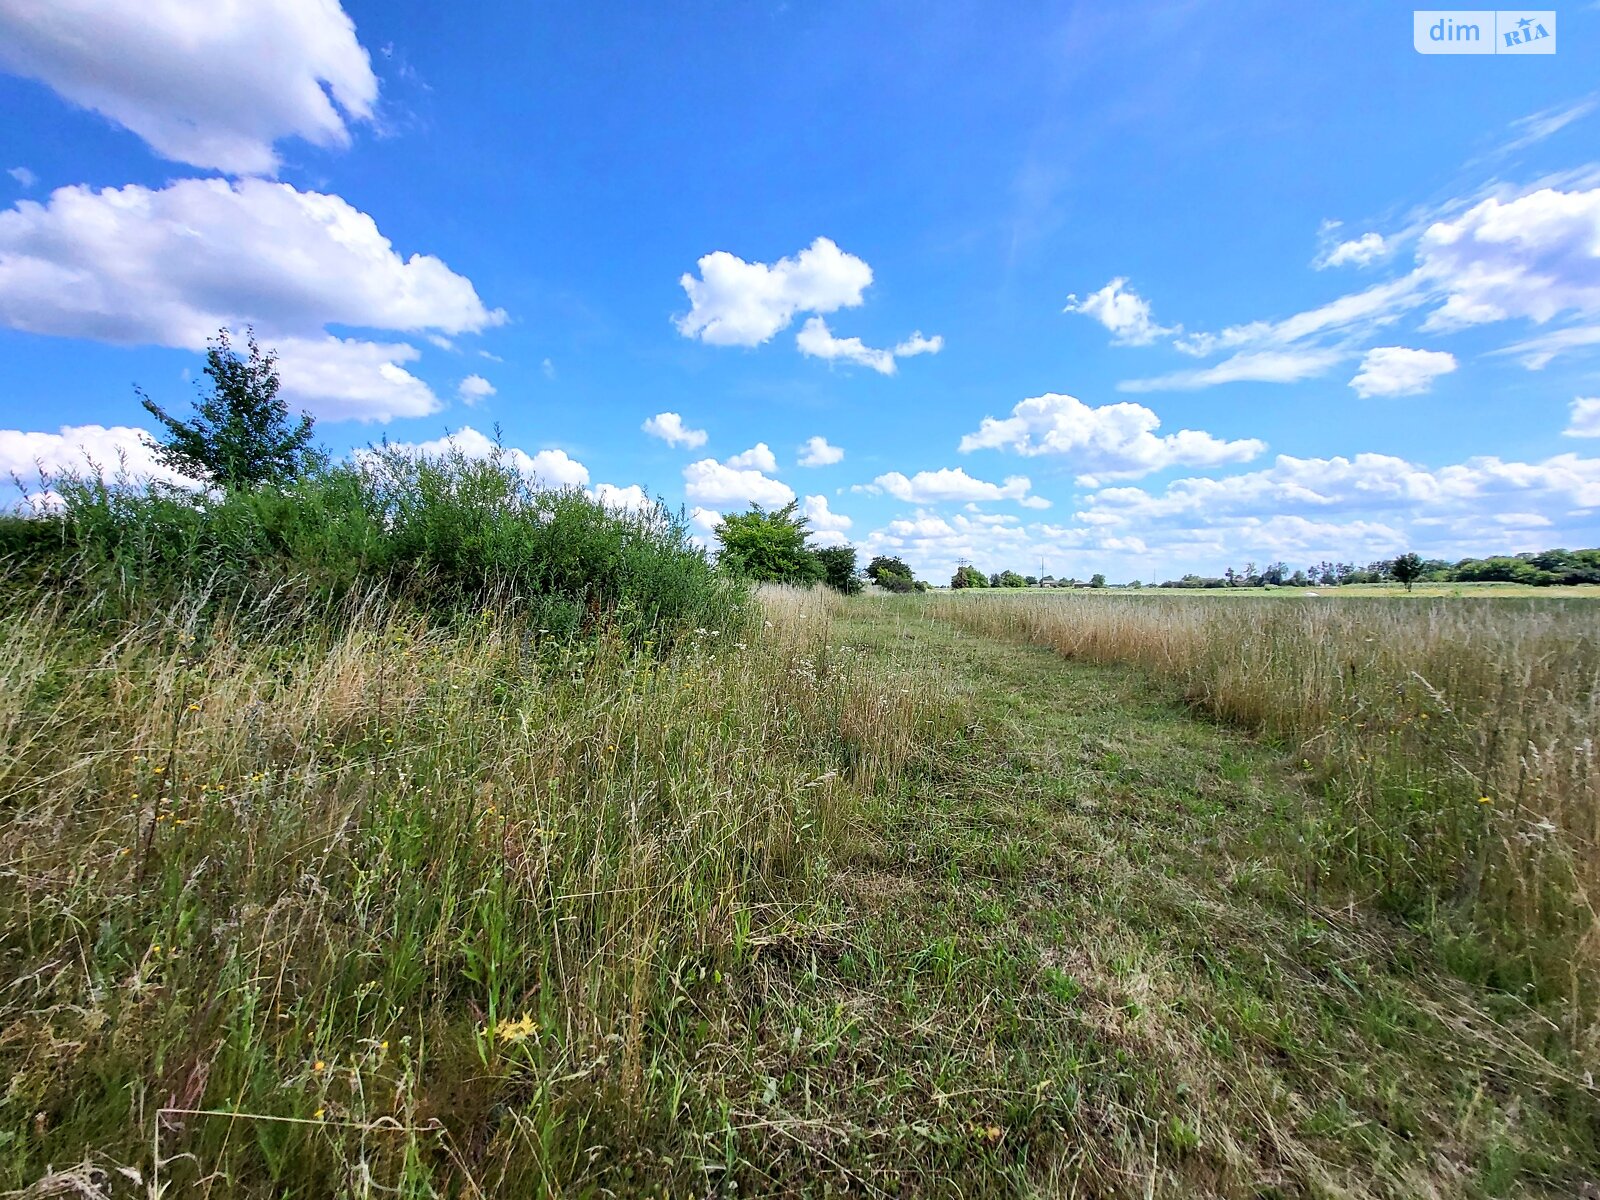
[866,554,918,593]
[1159,548,1600,589]
[950,564,987,589]
[13,442,741,642]
[714,501,826,585]
[1089,572,1107,588]
[1390,551,1424,591]
[138,327,320,488]
[815,544,863,594]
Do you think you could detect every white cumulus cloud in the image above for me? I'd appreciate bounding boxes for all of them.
[1314,229,1390,270]
[0,177,504,420]
[894,331,944,357]
[1348,347,1457,397]
[371,427,591,488]
[1419,186,1600,331]
[797,435,844,467]
[1565,397,1600,438]
[795,317,944,375]
[457,374,495,405]
[802,494,851,532]
[641,411,708,449]
[0,422,189,487]
[683,458,794,508]
[867,466,1047,508]
[795,316,895,374]
[0,0,379,175]
[724,443,777,473]
[958,392,1265,481]
[590,482,653,513]
[7,166,36,189]
[676,237,872,347]
[1063,278,1175,345]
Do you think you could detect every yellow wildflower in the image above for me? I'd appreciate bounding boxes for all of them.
[493,1012,539,1044]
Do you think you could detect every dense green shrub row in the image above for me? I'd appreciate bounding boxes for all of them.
[0,445,744,641]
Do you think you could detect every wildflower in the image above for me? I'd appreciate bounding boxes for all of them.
[187,703,201,712]
[1478,796,1492,805]
[151,944,162,954]
[314,1107,325,1120]
[313,1060,326,1072]
[493,1012,539,1044]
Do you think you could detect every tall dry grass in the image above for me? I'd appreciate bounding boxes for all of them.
[928,592,1600,1042]
[0,583,948,1197]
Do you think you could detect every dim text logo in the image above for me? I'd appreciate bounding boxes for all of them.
[1413,10,1556,53]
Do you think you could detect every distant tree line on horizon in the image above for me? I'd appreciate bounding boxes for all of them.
[928,549,1600,593]
[1151,550,1600,590]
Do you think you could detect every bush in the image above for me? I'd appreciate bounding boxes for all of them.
[866,555,918,593]
[714,501,827,585]
[815,544,863,594]
[8,444,743,644]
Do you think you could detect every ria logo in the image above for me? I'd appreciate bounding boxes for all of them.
[1413,10,1556,53]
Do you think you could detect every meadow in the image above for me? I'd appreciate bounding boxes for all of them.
[3,469,1599,1197]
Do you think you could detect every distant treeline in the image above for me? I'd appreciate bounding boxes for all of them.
[1153,549,1600,589]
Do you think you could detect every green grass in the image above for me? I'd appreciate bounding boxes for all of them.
[3,588,1596,1197]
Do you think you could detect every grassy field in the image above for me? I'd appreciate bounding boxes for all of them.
[3,583,1598,1197]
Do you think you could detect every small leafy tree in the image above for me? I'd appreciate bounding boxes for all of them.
[866,555,918,593]
[714,501,825,584]
[139,327,318,489]
[816,544,863,594]
[996,570,1028,588]
[950,564,988,589]
[1391,551,1425,592]
[1089,572,1107,588]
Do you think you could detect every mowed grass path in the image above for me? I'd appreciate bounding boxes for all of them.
[769,599,1592,1197]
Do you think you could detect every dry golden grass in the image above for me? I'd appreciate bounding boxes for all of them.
[929,591,1600,1043]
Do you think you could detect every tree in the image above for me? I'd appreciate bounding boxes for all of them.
[139,327,318,488]
[714,501,826,584]
[1391,551,1425,592]
[816,544,863,594]
[1089,572,1107,588]
[997,570,1028,588]
[866,555,918,593]
[950,564,988,589]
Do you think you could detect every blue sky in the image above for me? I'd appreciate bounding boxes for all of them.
[2,1,1598,582]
